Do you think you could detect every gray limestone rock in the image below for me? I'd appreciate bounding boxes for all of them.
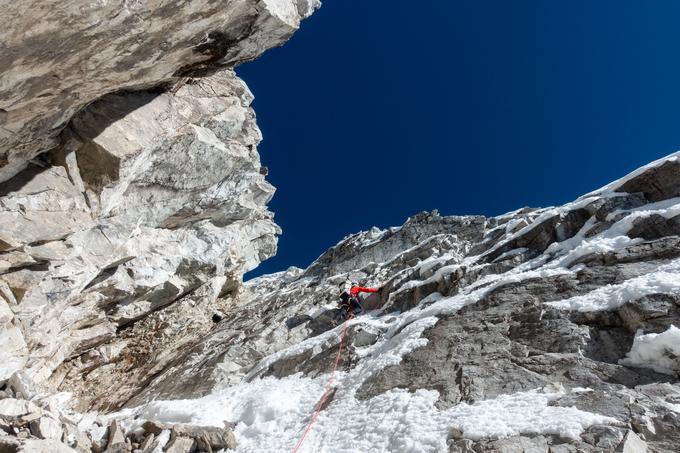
[164,436,196,453]
[0,0,319,183]
[28,416,62,441]
[617,430,648,453]
[105,420,125,450]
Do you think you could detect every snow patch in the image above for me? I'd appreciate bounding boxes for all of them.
[619,325,680,376]
[447,390,618,441]
[546,258,680,312]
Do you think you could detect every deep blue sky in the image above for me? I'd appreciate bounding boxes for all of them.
[240,0,680,278]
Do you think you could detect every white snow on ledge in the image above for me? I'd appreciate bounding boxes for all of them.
[545,258,680,312]
[447,389,618,441]
[619,325,680,376]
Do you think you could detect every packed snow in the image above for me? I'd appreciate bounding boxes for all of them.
[619,325,680,376]
[582,152,680,199]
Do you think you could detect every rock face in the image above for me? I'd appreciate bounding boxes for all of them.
[0,0,320,182]
[0,2,320,450]
[0,68,280,399]
[116,154,680,452]
[2,1,680,452]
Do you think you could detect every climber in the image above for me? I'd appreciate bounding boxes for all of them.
[335,282,382,323]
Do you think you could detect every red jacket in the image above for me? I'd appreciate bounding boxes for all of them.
[350,286,379,298]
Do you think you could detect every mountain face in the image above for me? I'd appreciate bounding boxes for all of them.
[104,155,680,452]
[1,2,680,453]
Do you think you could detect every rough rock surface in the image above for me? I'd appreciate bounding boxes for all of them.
[0,0,320,182]
[0,1,319,451]
[3,1,680,451]
[0,69,280,400]
[111,154,680,452]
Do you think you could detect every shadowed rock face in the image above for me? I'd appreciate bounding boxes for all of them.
[0,0,320,182]
[1,2,680,451]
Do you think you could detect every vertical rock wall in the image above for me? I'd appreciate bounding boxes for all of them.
[0,0,321,418]
[1,70,279,395]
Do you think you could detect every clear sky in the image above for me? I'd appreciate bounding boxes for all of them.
[240,0,680,278]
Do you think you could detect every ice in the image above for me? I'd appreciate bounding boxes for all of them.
[619,325,680,375]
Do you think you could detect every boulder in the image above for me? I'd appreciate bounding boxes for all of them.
[0,399,41,421]
[164,436,195,453]
[29,416,62,440]
[142,421,236,451]
[105,420,125,450]
[617,430,648,453]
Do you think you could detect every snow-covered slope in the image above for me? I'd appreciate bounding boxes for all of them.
[93,153,680,452]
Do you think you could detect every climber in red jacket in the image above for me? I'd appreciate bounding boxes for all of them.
[335,282,381,322]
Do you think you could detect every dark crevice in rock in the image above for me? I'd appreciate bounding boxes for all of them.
[175,16,259,78]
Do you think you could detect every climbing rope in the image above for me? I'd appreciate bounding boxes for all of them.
[292,314,353,453]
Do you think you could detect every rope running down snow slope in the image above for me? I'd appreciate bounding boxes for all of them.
[292,314,353,452]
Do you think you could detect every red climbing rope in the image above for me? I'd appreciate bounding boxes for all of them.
[293,315,353,453]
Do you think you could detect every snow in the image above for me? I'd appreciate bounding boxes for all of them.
[447,390,617,441]
[115,380,615,453]
[619,325,680,375]
[545,258,680,312]
[153,429,170,453]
